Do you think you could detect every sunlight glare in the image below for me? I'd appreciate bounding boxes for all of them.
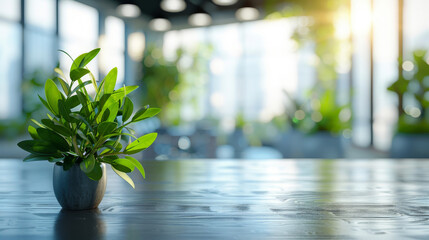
[335,9,350,40]
[351,0,372,36]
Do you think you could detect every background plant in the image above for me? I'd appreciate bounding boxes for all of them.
[388,49,429,133]
[266,0,351,135]
[282,88,349,135]
[140,45,179,125]
[18,48,160,188]
[0,70,54,138]
[163,44,213,126]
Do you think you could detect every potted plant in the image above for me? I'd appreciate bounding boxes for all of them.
[17,48,160,210]
[388,50,429,158]
[140,45,179,125]
[265,0,351,158]
[276,88,350,158]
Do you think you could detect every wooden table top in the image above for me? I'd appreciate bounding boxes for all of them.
[1,158,429,239]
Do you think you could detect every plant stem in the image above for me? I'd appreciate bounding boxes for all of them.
[100,151,125,157]
[87,137,107,157]
[72,136,82,157]
[117,121,132,131]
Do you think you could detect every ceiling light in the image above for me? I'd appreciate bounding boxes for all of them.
[235,7,259,21]
[188,13,212,27]
[212,0,238,6]
[160,0,186,13]
[128,32,146,61]
[149,18,172,31]
[116,4,141,18]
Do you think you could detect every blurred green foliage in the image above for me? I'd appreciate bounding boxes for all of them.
[0,70,52,138]
[22,70,51,119]
[388,50,429,133]
[397,115,429,133]
[283,88,349,135]
[141,44,212,126]
[265,0,351,135]
[141,45,179,124]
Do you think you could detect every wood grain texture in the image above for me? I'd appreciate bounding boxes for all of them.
[0,159,429,239]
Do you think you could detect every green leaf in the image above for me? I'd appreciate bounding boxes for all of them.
[100,145,118,154]
[70,80,92,95]
[24,154,50,162]
[131,107,147,121]
[76,91,90,116]
[28,125,39,139]
[77,129,90,142]
[97,99,119,123]
[124,132,158,154]
[102,155,119,163]
[45,79,63,116]
[98,94,112,110]
[71,54,84,71]
[103,67,118,94]
[37,128,70,152]
[31,119,45,128]
[58,99,71,122]
[125,156,145,179]
[96,86,138,123]
[23,153,63,162]
[97,122,118,136]
[66,95,80,109]
[48,158,63,163]
[63,155,76,171]
[57,77,70,95]
[86,162,103,181]
[69,113,94,132]
[80,155,95,174]
[112,158,135,173]
[70,68,90,81]
[106,101,119,122]
[54,67,67,80]
[101,109,111,122]
[41,119,73,137]
[38,95,54,114]
[88,71,99,96]
[111,86,138,102]
[17,140,58,154]
[24,154,47,162]
[79,48,100,69]
[122,97,133,122]
[112,166,135,188]
[132,108,161,122]
[70,48,99,72]
[104,132,137,140]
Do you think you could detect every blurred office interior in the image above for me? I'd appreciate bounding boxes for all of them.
[0,0,428,159]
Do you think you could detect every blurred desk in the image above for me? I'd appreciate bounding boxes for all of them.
[0,158,429,239]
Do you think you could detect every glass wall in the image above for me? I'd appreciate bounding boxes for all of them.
[0,0,130,134]
[2,0,429,157]
[163,19,300,127]
[59,0,99,79]
[373,0,398,150]
[351,0,371,147]
[0,0,21,119]
[99,16,125,87]
[351,0,399,150]
[24,0,57,73]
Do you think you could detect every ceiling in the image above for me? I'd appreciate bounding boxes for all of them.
[111,0,267,25]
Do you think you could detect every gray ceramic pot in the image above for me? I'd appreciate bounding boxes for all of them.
[53,163,107,210]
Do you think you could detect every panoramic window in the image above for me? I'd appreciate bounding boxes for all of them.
[0,0,21,119]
